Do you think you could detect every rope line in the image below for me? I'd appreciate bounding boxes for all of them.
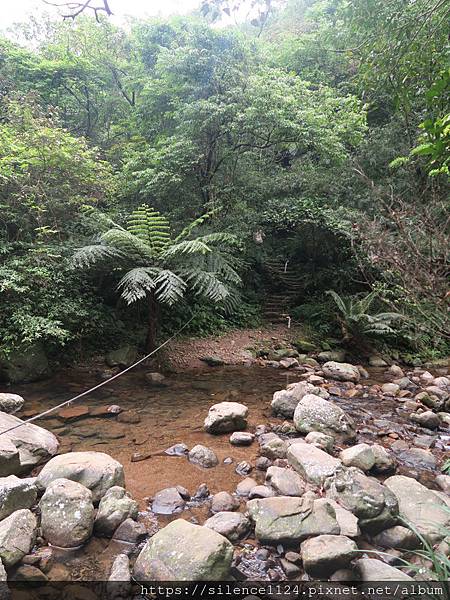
[0,316,195,437]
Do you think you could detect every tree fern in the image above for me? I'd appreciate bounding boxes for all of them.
[127,205,171,254]
[154,269,187,305]
[117,267,160,305]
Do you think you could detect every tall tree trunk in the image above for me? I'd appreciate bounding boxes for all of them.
[145,292,159,353]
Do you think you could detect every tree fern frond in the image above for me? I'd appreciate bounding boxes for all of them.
[174,210,217,242]
[162,239,212,257]
[81,206,126,233]
[184,269,230,303]
[154,269,187,305]
[101,228,155,260]
[71,244,124,269]
[196,232,240,247]
[127,204,171,253]
[117,267,160,305]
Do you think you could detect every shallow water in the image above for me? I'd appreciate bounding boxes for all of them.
[12,364,449,580]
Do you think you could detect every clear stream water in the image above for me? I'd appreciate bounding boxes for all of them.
[11,364,449,581]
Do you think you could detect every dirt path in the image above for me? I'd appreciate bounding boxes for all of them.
[160,323,304,371]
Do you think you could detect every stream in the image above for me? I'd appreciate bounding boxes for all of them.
[12,364,449,581]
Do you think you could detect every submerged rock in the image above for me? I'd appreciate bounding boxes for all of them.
[134,519,233,581]
[293,394,356,441]
[39,478,94,548]
[204,402,248,434]
[164,443,188,456]
[37,451,124,503]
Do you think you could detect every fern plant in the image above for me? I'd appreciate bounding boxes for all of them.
[73,205,241,351]
[326,289,404,347]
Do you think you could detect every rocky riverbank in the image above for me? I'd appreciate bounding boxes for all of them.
[0,356,448,589]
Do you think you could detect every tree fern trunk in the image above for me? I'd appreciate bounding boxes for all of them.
[145,292,159,353]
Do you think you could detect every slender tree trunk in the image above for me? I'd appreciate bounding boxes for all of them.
[145,292,159,353]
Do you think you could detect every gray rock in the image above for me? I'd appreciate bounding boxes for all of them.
[271,382,328,419]
[247,494,340,544]
[189,445,219,468]
[0,394,24,414]
[293,394,355,442]
[106,345,137,368]
[305,431,335,452]
[388,365,404,378]
[164,443,188,456]
[381,383,400,396]
[356,558,413,581]
[436,474,450,495]
[248,485,275,499]
[39,478,94,548]
[371,444,396,473]
[0,411,59,473]
[134,519,233,581]
[0,475,37,520]
[259,433,287,459]
[326,500,360,538]
[396,446,436,470]
[325,467,398,534]
[236,477,258,497]
[265,466,305,496]
[0,509,37,567]
[410,411,440,430]
[37,451,124,503]
[0,439,20,477]
[211,491,239,513]
[204,511,250,542]
[229,432,254,446]
[384,475,450,544]
[318,350,347,363]
[204,402,248,434]
[151,487,186,515]
[301,535,358,577]
[279,358,299,369]
[322,361,360,383]
[369,356,388,367]
[113,518,147,544]
[146,372,168,387]
[372,525,419,550]
[340,444,375,472]
[95,486,138,536]
[107,554,131,600]
[287,443,341,485]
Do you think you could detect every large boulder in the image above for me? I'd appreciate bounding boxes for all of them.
[134,519,233,581]
[301,535,358,577]
[0,343,49,383]
[39,478,95,548]
[287,443,341,485]
[94,486,138,536]
[271,382,326,419]
[384,475,450,544]
[322,361,360,383]
[265,466,305,497]
[0,394,24,414]
[0,412,59,473]
[0,475,37,521]
[36,451,124,503]
[293,394,356,441]
[204,512,250,542]
[106,345,138,368]
[204,402,248,434]
[325,467,398,534]
[247,494,340,545]
[0,509,37,567]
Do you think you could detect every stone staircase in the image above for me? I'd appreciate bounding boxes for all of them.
[263,258,303,324]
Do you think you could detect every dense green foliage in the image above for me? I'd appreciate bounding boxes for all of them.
[0,0,448,372]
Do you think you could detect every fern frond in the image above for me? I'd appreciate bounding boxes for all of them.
[154,269,187,305]
[196,232,240,247]
[72,244,124,269]
[184,269,230,303]
[101,229,154,260]
[161,239,212,257]
[117,267,160,305]
[127,205,171,253]
[174,210,217,242]
[326,290,349,316]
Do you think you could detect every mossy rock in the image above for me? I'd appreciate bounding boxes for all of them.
[293,340,316,353]
[0,344,49,384]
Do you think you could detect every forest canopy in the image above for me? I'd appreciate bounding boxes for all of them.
[0,0,448,378]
